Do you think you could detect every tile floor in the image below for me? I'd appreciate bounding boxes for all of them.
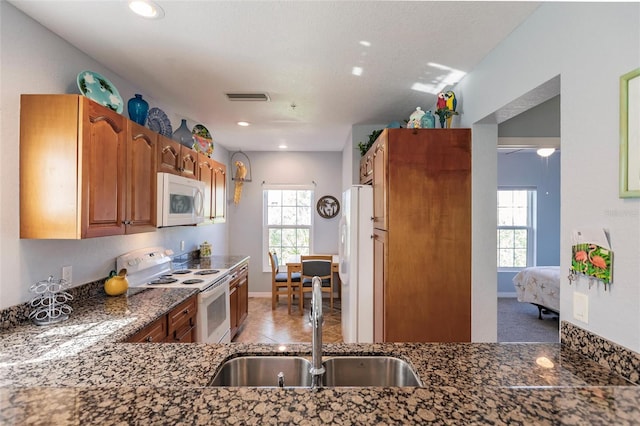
[232,296,343,344]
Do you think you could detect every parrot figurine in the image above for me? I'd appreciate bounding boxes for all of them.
[233,160,247,205]
[436,92,447,110]
[444,91,457,128]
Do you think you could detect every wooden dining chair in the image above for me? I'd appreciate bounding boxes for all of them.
[300,254,334,315]
[268,251,301,313]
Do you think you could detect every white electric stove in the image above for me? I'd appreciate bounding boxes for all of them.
[116,247,231,343]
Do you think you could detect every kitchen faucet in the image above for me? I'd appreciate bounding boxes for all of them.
[309,276,325,389]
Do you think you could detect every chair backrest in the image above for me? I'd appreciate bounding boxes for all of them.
[300,255,332,279]
[268,251,279,278]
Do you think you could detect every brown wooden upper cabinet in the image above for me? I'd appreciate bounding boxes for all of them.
[157,135,198,179]
[197,154,227,223]
[20,94,158,239]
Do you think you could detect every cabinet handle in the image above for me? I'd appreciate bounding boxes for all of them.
[183,309,190,315]
[145,336,153,342]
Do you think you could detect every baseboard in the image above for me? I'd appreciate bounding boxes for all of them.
[498,292,517,298]
[248,292,271,298]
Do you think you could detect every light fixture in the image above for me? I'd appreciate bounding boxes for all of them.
[536,148,556,157]
[237,121,250,127]
[278,144,288,149]
[352,66,363,76]
[128,0,164,19]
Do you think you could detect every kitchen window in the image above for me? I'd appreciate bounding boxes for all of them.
[497,188,536,269]
[263,186,314,271]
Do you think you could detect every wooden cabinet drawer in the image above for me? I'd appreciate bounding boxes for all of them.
[126,316,167,343]
[167,295,197,337]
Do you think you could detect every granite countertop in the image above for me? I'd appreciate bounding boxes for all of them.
[1,256,639,424]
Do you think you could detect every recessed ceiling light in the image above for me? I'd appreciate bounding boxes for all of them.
[536,148,556,157]
[359,40,371,47]
[352,66,363,76]
[237,121,250,127]
[128,0,164,19]
[278,144,288,149]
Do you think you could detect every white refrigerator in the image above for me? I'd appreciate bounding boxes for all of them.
[338,185,374,343]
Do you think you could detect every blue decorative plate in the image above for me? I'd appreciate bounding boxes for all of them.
[147,107,172,137]
[76,70,123,113]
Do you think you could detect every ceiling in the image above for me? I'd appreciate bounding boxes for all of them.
[9,1,540,152]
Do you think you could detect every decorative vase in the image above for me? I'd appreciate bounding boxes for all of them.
[421,110,436,129]
[127,94,149,125]
[172,119,194,148]
[408,107,425,129]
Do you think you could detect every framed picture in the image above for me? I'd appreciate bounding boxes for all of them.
[619,68,640,198]
[316,195,340,219]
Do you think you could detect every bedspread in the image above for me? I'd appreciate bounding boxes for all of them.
[512,266,560,312]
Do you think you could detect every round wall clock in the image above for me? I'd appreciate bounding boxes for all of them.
[316,195,340,219]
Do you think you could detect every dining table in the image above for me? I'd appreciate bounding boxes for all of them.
[286,254,339,315]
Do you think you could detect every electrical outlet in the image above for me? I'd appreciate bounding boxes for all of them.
[573,292,589,323]
[180,240,185,251]
[62,265,72,285]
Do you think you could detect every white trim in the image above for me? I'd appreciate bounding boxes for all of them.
[498,292,518,298]
[497,137,560,149]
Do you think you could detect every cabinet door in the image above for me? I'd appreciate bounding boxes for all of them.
[197,154,215,221]
[372,136,387,230]
[237,265,249,326]
[126,122,157,233]
[213,161,227,222]
[166,295,197,343]
[81,98,127,238]
[157,136,181,175]
[373,229,387,342]
[180,147,198,179]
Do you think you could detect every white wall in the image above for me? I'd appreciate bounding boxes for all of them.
[455,3,640,349]
[0,3,229,309]
[228,151,342,293]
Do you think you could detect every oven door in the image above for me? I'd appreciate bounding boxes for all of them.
[196,276,231,343]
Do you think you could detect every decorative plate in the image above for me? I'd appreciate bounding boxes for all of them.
[76,70,123,113]
[192,124,214,157]
[316,195,340,219]
[147,107,173,137]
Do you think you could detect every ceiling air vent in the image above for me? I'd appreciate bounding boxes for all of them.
[226,93,270,101]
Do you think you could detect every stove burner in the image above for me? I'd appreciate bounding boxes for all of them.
[148,277,178,285]
[172,269,192,275]
[182,279,204,285]
[194,269,220,276]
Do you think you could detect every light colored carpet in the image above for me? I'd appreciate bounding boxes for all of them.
[497,297,559,343]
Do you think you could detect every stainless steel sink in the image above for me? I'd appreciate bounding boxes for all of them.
[208,356,312,387]
[208,355,421,388]
[322,356,422,387]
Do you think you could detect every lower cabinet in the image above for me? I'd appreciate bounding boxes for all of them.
[126,294,197,343]
[229,262,249,340]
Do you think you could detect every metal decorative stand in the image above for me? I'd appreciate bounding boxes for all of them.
[29,276,73,326]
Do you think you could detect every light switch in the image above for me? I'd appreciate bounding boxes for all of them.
[573,292,588,323]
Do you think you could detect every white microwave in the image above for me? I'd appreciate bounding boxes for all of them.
[157,172,205,227]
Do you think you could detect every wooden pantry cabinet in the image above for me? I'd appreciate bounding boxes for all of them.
[361,128,471,343]
[20,94,158,239]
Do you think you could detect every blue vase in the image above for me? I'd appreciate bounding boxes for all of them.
[172,119,194,148]
[127,94,149,125]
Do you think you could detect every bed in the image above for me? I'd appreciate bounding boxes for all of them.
[512,266,560,319]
